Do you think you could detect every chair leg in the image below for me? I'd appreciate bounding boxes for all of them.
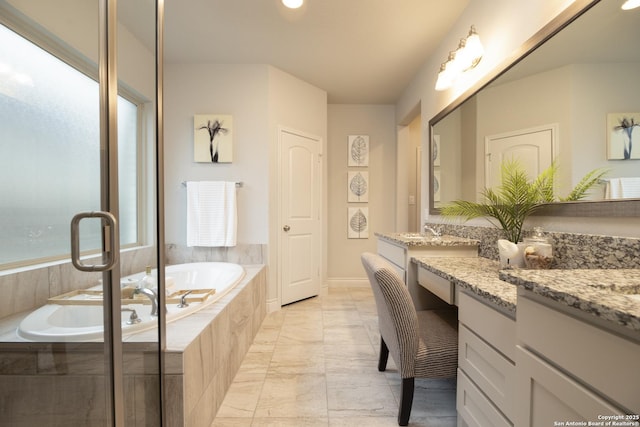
[378,338,389,372]
[398,377,414,426]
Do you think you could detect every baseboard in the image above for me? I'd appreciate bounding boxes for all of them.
[267,298,280,313]
[326,277,370,288]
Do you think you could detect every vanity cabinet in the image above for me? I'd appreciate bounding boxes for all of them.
[377,238,409,282]
[515,293,640,425]
[457,292,516,427]
[376,234,478,310]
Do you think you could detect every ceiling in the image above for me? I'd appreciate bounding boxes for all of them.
[154,0,469,104]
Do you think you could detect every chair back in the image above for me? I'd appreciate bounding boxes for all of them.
[361,252,418,378]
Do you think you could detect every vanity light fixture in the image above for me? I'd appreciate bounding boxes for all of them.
[621,0,640,10]
[435,25,484,91]
[282,0,303,9]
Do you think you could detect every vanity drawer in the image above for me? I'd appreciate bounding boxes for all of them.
[459,324,514,420]
[457,369,511,427]
[417,266,455,304]
[377,239,406,268]
[458,292,516,361]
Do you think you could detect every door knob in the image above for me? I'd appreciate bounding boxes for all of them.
[283,225,290,232]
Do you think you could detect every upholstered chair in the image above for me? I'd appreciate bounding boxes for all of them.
[361,252,458,426]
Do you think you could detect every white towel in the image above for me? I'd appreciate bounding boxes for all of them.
[605,177,640,199]
[186,181,237,247]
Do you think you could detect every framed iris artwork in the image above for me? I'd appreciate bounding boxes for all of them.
[194,114,233,163]
[607,113,640,160]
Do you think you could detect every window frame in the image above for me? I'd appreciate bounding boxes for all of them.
[0,9,147,270]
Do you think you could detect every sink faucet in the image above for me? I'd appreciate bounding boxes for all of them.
[423,224,441,238]
[134,287,160,316]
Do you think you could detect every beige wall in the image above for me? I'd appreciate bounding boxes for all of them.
[327,104,396,281]
[267,66,328,306]
[396,0,640,238]
[407,115,421,231]
[164,64,271,245]
[165,64,327,308]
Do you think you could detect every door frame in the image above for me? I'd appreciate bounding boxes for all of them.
[484,123,558,189]
[276,126,323,307]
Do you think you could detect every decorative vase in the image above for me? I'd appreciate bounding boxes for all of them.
[522,227,553,269]
[497,239,525,269]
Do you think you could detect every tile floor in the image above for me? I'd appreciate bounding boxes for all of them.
[212,286,457,427]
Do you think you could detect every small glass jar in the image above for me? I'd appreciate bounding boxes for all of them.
[523,227,553,269]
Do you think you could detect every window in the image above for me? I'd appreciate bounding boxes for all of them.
[0,23,141,267]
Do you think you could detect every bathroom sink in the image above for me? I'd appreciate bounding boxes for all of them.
[398,233,440,241]
[399,232,423,238]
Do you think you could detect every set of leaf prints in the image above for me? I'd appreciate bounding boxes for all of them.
[347,135,369,239]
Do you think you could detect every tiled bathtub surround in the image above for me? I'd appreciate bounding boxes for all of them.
[427,223,640,269]
[0,243,265,321]
[166,243,266,266]
[0,245,157,320]
[0,265,266,427]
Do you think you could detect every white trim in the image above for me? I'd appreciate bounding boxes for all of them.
[267,298,280,313]
[277,126,324,306]
[327,278,370,288]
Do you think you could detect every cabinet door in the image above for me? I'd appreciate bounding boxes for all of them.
[515,346,623,426]
[457,369,512,427]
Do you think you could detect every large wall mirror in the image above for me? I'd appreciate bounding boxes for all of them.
[429,0,640,217]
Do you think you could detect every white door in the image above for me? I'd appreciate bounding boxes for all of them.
[280,128,322,306]
[485,124,557,189]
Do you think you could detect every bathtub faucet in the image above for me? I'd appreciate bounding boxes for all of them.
[134,287,160,316]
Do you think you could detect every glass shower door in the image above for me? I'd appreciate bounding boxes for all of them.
[0,0,163,425]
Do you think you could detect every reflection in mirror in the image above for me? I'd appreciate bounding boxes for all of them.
[429,0,640,216]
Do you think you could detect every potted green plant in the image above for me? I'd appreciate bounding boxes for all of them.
[439,160,607,244]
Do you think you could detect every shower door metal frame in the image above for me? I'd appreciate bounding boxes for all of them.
[98,0,166,424]
[98,0,125,424]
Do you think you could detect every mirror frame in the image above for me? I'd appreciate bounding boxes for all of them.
[428,0,640,217]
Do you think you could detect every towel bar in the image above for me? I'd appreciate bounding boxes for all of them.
[182,181,243,188]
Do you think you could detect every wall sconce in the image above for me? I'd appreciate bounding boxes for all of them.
[435,26,484,91]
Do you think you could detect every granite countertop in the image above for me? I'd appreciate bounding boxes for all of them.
[500,269,640,332]
[412,256,517,315]
[376,232,479,247]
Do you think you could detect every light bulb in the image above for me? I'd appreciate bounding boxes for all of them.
[622,0,640,9]
[435,62,454,91]
[463,26,484,69]
[282,0,303,9]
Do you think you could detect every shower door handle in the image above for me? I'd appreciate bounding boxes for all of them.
[70,211,119,272]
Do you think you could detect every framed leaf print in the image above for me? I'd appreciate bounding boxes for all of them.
[348,171,369,202]
[433,134,441,166]
[433,169,441,202]
[348,135,369,167]
[348,207,369,239]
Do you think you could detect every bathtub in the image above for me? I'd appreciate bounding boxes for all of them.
[16,262,245,342]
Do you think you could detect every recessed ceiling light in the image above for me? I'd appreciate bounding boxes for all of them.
[282,0,303,9]
[622,0,640,10]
